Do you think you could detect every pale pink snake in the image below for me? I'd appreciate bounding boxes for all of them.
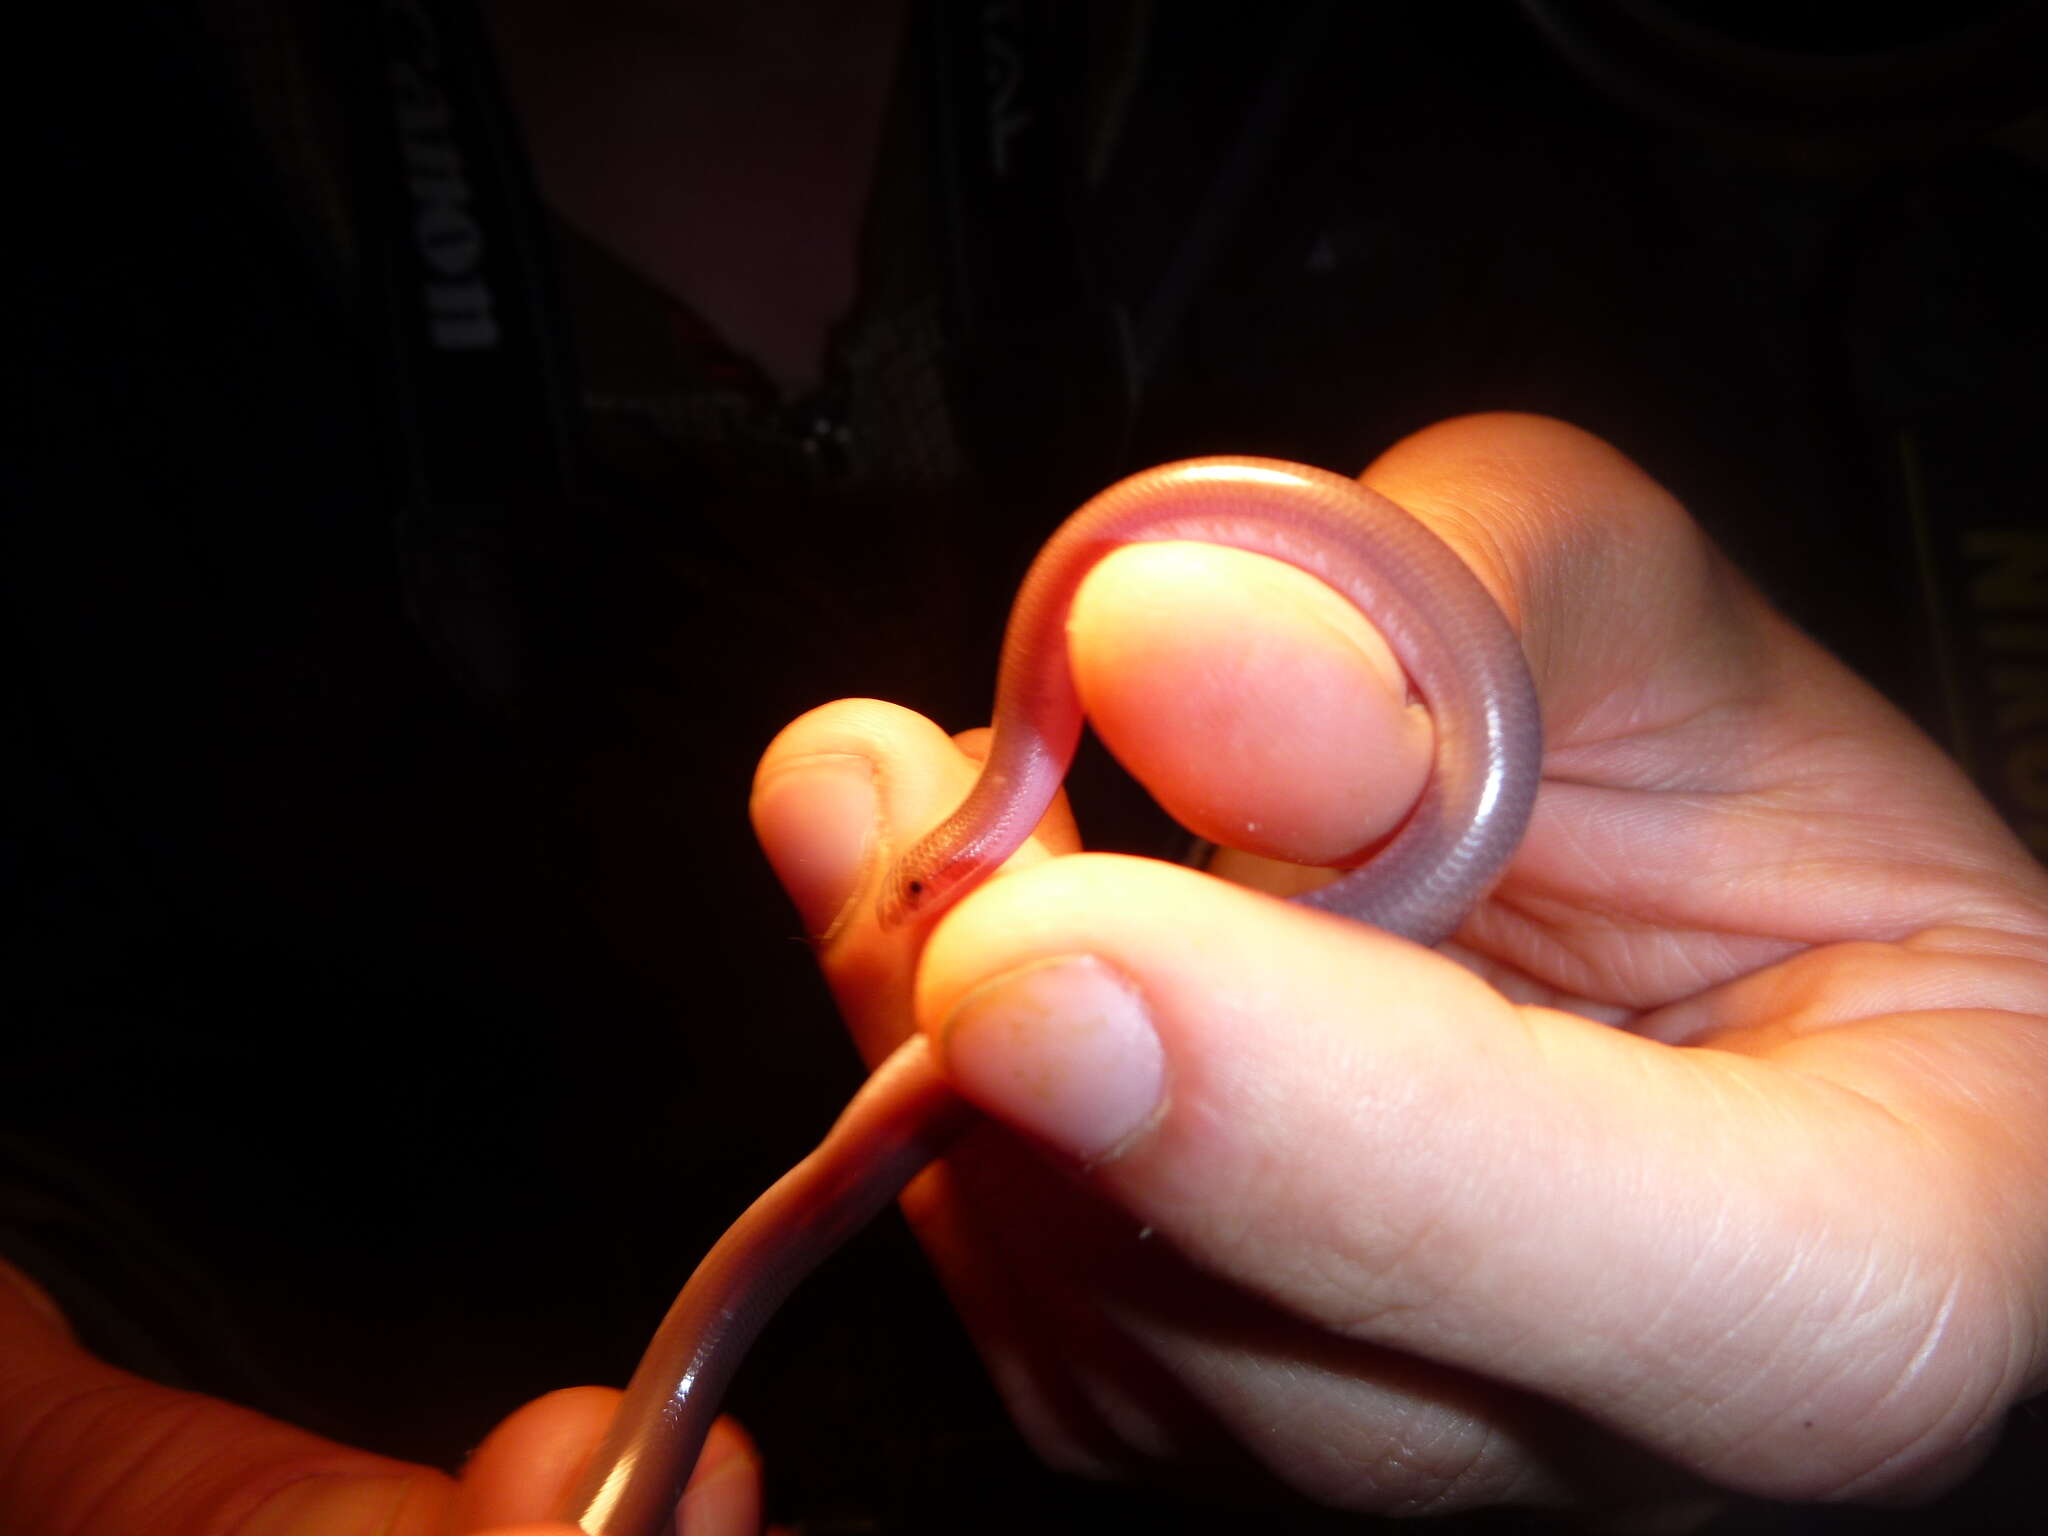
[561,457,1543,1533]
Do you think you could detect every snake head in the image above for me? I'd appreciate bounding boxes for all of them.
[877,848,985,931]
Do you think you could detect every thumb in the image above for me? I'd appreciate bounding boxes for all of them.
[0,1256,744,1535]
[914,853,1985,1499]
[0,1258,452,1535]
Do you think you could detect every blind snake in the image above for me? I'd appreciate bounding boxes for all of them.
[560,457,1544,1534]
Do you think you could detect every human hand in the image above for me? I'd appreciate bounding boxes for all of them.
[748,413,2048,1523]
[0,1256,767,1535]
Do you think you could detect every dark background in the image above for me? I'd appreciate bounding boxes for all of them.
[7,1,2048,1530]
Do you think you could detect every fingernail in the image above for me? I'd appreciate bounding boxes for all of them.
[752,753,877,937]
[238,1475,420,1536]
[939,956,1165,1164]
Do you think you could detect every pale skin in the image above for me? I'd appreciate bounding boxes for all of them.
[751,412,2048,1524]
[0,1260,772,1536]
[8,413,2048,1533]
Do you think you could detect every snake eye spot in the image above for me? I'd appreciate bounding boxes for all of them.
[907,880,925,899]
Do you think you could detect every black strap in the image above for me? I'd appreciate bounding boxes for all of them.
[347,0,583,714]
